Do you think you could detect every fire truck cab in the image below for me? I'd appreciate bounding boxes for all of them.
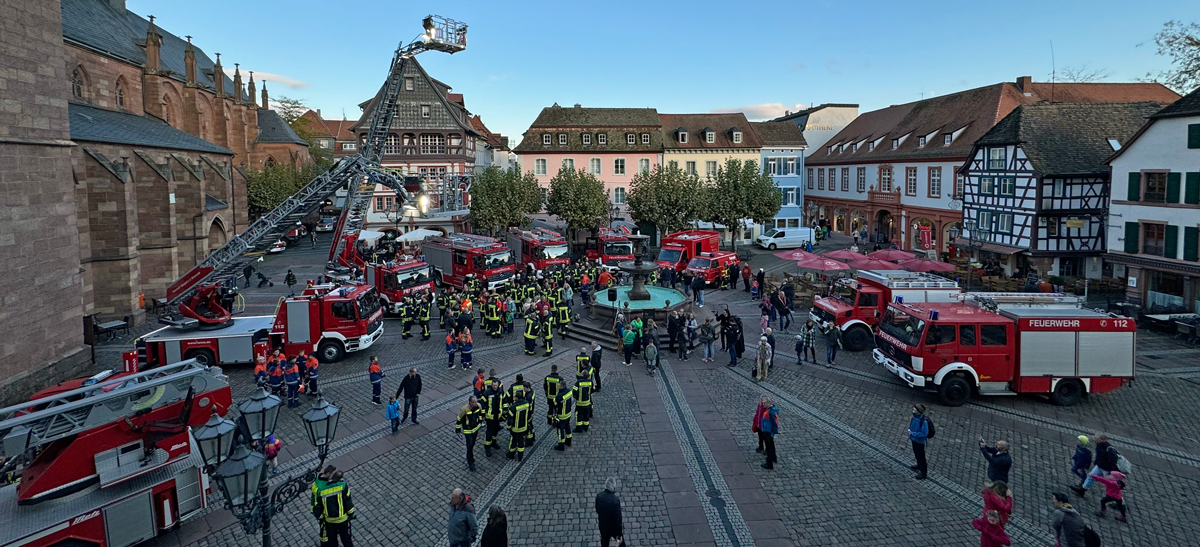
[507,227,570,274]
[423,233,515,290]
[873,295,1135,407]
[810,270,961,351]
[685,251,740,286]
[656,230,720,272]
[366,259,435,314]
[584,228,634,271]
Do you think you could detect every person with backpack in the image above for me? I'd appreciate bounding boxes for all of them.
[1072,434,1119,498]
[907,404,933,480]
[1091,470,1129,523]
[1051,492,1090,547]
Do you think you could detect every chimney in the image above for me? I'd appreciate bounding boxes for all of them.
[260,80,269,110]
[574,103,581,108]
[143,15,162,72]
[247,71,256,105]
[213,53,225,96]
[232,63,243,104]
[184,36,196,84]
[1016,76,1032,95]
[108,0,127,11]
[317,109,322,117]
[500,136,509,149]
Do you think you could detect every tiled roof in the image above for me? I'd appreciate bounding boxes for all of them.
[448,93,464,106]
[772,103,859,122]
[1149,86,1200,119]
[325,119,358,141]
[658,113,761,150]
[527,106,661,128]
[69,103,232,154]
[205,194,228,211]
[256,109,309,145]
[296,110,333,138]
[807,79,1179,165]
[750,121,808,147]
[61,0,247,101]
[349,56,477,136]
[975,102,1163,175]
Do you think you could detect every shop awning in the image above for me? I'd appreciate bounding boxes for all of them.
[951,238,1027,255]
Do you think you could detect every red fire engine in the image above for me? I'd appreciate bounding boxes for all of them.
[140,283,383,366]
[423,233,515,290]
[685,251,740,285]
[0,361,232,547]
[873,293,1136,406]
[584,228,634,270]
[507,227,570,273]
[366,259,435,314]
[656,230,720,272]
[810,270,962,351]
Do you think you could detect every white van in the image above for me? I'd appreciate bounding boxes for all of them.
[756,227,814,250]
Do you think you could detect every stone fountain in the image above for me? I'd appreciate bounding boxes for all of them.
[618,233,657,300]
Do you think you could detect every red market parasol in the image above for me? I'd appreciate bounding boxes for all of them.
[822,248,864,260]
[774,249,817,261]
[899,258,956,272]
[848,257,898,271]
[867,248,916,261]
[796,257,851,271]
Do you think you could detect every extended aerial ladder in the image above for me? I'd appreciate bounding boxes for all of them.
[165,15,469,306]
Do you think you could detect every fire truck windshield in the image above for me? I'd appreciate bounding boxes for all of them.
[604,242,632,256]
[474,251,513,270]
[688,257,712,269]
[657,248,683,264]
[879,307,926,347]
[536,244,569,260]
[396,265,432,288]
[356,290,381,319]
[833,284,857,306]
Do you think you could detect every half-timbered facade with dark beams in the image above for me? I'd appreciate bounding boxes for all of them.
[962,102,1167,279]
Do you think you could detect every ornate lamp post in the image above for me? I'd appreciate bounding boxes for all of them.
[194,388,340,547]
[948,220,991,293]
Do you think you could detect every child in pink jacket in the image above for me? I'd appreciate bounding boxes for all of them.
[1091,470,1128,522]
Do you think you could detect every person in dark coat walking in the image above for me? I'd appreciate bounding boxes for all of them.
[595,477,623,547]
[1070,435,1093,482]
[728,262,739,290]
[908,404,930,480]
[395,368,422,425]
[447,488,478,547]
[1073,434,1118,497]
[1051,492,1087,547]
[480,505,508,547]
[590,341,604,392]
[243,264,255,288]
[979,438,1012,486]
[760,398,780,469]
[285,269,298,295]
[666,310,681,352]
[755,268,766,294]
[690,274,706,307]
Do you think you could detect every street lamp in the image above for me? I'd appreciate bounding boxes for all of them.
[193,390,340,547]
[948,220,991,293]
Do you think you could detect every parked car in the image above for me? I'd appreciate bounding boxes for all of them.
[269,239,287,253]
[755,227,814,250]
[315,217,336,232]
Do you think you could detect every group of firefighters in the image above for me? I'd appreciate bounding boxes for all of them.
[454,347,602,471]
[254,349,322,408]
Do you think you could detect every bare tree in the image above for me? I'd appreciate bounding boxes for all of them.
[1054,63,1113,83]
[1142,20,1200,93]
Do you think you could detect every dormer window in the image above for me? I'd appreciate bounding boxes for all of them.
[542,134,551,145]
[679,132,688,144]
[641,133,650,144]
[626,133,635,145]
[891,139,899,149]
[732,131,742,144]
[559,134,567,145]
[826,146,832,154]
[582,134,591,145]
[918,136,926,147]
[944,134,953,145]
[852,143,858,152]
[869,142,875,151]
[598,133,607,145]
[706,132,715,144]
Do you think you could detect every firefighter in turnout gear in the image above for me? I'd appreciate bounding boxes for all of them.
[481,379,505,456]
[553,390,574,451]
[556,299,571,339]
[313,470,355,547]
[437,290,449,330]
[542,308,554,355]
[418,294,432,340]
[400,296,414,339]
[485,297,502,339]
[523,311,540,355]
[311,465,335,546]
[573,370,594,433]
[543,364,564,425]
[506,391,532,461]
[576,348,593,380]
[455,396,484,472]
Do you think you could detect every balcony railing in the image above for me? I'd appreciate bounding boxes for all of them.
[867,189,900,204]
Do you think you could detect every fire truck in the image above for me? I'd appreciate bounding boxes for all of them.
[873,293,1135,407]
[810,270,962,351]
[584,228,634,271]
[366,259,435,314]
[0,361,232,547]
[656,230,720,272]
[685,251,740,286]
[141,283,383,366]
[507,227,570,273]
[423,233,515,290]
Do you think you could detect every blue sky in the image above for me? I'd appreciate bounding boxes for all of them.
[129,0,1188,144]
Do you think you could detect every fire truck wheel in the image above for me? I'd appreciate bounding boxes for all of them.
[937,374,972,407]
[318,340,346,363]
[844,327,872,351]
[433,271,444,288]
[184,348,216,367]
[1050,379,1084,407]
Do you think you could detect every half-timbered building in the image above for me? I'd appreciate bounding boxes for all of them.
[962,102,1166,279]
[1106,88,1200,313]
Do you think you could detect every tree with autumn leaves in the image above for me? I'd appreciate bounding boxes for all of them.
[546,166,611,241]
[467,166,543,236]
[627,164,706,235]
